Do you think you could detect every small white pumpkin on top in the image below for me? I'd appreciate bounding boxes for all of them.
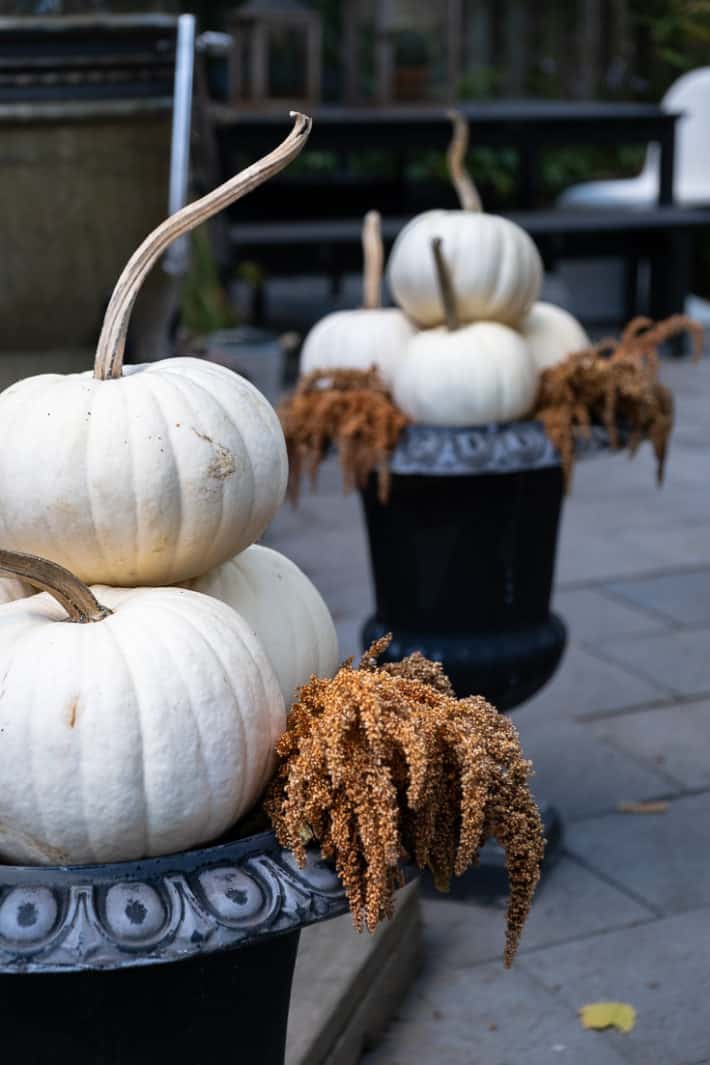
[0,114,313,588]
[387,113,543,329]
[392,238,538,426]
[300,211,416,388]
[183,544,339,706]
[520,301,590,373]
[0,576,33,605]
[0,551,285,866]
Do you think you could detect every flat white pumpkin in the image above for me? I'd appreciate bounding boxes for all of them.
[183,544,339,705]
[0,114,312,587]
[0,552,285,866]
[520,302,590,373]
[300,308,416,388]
[393,321,538,426]
[388,210,542,329]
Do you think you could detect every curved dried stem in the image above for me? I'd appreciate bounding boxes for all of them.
[0,550,111,623]
[362,210,384,310]
[94,111,312,380]
[446,109,482,212]
[431,236,459,330]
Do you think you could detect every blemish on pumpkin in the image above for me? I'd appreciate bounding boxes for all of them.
[67,700,79,728]
[192,428,237,480]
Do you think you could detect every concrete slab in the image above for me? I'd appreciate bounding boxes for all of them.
[553,587,671,644]
[566,792,710,913]
[592,700,710,791]
[607,569,710,627]
[361,953,628,1065]
[600,627,710,698]
[420,856,654,970]
[523,908,710,1065]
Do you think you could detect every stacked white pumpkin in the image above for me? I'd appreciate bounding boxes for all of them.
[300,112,589,426]
[0,114,339,868]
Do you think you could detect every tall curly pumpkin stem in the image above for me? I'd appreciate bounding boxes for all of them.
[0,551,111,623]
[362,210,384,310]
[94,110,313,381]
[431,237,459,331]
[446,109,482,212]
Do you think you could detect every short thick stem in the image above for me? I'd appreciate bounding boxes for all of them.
[361,210,383,310]
[431,238,459,331]
[94,110,312,381]
[446,109,482,213]
[0,551,111,623]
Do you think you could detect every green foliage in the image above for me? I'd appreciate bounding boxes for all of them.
[180,228,237,338]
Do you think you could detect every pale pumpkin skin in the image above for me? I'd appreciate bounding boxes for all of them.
[0,583,285,866]
[387,210,543,329]
[0,358,288,587]
[184,544,339,706]
[393,322,538,427]
[520,301,590,373]
[299,308,416,389]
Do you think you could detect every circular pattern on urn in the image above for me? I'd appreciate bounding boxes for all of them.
[196,866,267,923]
[0,887,59,945]
[279,850,342,894]
[102,882,167,944]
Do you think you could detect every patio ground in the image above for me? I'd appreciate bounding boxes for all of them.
[265,336,710,1065]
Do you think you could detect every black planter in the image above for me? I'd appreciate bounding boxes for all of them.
[361,421,573,709]
[0,830,414,1064]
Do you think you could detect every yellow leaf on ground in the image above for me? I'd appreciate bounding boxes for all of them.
[579,1002,637,1033]
[617,801,668,815]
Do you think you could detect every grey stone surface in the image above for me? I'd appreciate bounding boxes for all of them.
[566,792,710,913]
[523,909,710,1065]
[600,627,710,698]
[607,569,710,627]
[592,699,710,791]
[420,857,653,969]
[553,587,671,644]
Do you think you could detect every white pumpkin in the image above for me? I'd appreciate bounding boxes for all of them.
[0,551,285,866]
[387,113,542,329]
[392,237,538,426]
[394,321,537,426]
[0,113,313,587]
[520,302,590,373]
[300,211,416,388]
[0,577,33,605]
[183,544,339,705]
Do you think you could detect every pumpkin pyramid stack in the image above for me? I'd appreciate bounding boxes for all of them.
[299,111,589,426]
[0,113,340,868]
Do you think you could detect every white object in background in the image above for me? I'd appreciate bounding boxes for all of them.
[164,13,196,277]
[559,67,710,208]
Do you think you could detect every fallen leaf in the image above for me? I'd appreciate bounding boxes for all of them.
[579,1002,636,1033]
[617,801,668,815]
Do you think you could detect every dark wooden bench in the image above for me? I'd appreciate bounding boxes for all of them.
[228,207,710,329]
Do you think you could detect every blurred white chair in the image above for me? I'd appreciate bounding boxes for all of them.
[559,67,710,208]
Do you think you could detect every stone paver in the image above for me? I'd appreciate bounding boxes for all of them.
[606,569,710,627]
[553,587,672,644]
[523,909,710,1065]
[592,700,710,791]
[567,792,710,913]
[600,627,710,699]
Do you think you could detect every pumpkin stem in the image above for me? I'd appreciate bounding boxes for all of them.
[0,551,111,623]
[362,210,384,310]
[431,237,459,331]
[446,109,482,213]
[94,110,313,381]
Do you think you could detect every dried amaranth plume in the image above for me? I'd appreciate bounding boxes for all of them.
[278,368,408,503]
[534,314,702,488]
[265,640,544,967]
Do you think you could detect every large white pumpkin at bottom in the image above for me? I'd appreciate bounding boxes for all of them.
[0,573,285,866]
[393,322,538,426]
[299,308,416,389]
[0,357,288,587]
[521,302,589,373]
[183,544,339,706]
